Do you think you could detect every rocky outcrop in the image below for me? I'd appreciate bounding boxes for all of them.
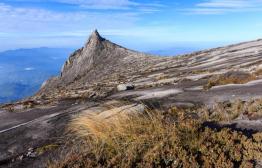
[38,30,162,97]
[117,84,135,91]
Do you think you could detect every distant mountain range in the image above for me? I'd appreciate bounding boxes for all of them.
[0,47,74,104]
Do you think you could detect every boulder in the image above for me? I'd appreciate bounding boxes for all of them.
[117,84,135,91]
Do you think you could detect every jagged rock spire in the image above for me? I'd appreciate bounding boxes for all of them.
[86,29,105,47]
[91,29,102,39]
[41,28,151,91]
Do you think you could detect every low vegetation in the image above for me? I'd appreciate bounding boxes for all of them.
[48,100,262,168]
[204,99,262,121]
[191,69,211,74]
[204,71,256,90]
[254,68,262,76]
[36,144,60,155]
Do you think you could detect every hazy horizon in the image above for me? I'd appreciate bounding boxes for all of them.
[0,38,238,55]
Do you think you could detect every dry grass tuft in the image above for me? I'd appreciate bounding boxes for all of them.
[48,106,262,168]
[191,69,210,75]
[36,144,59,155]
[204,71,256,90]
[254,68,262,76]
[199,99,262,121]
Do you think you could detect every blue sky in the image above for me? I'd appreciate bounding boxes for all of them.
[1,0,262,52]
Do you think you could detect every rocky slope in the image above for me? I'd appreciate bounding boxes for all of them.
[34,30,262,106]
[38,30,163,100]
[1,31,262,167]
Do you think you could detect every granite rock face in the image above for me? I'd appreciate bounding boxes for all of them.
[37,31,262,104]
[39,30,161,96]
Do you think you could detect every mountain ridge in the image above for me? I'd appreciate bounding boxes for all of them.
[33,30,262,103]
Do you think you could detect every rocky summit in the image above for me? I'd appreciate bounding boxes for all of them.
[1,31,262,167]
[38,30,162,100]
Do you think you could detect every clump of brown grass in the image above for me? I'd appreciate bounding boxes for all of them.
[254,68,262,76]
[191,69,210,75]
[36,144,59,155]
[199,99,262,121]
[48,106,262,168]
[204,71,256,90]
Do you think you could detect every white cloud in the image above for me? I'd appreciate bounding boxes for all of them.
[0,3,139,34]
[0,3,84,22]
[186,0,262,14]
[5,0,163,11]
[0,2,164,51]
[59,0,138,9]
[24,67,35,71]
[197,0,254,8]
[0,1,163,35]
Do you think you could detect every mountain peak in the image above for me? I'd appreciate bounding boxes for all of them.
[40,29,156,91]
[87,30,105,46]
[91,29,100,37]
